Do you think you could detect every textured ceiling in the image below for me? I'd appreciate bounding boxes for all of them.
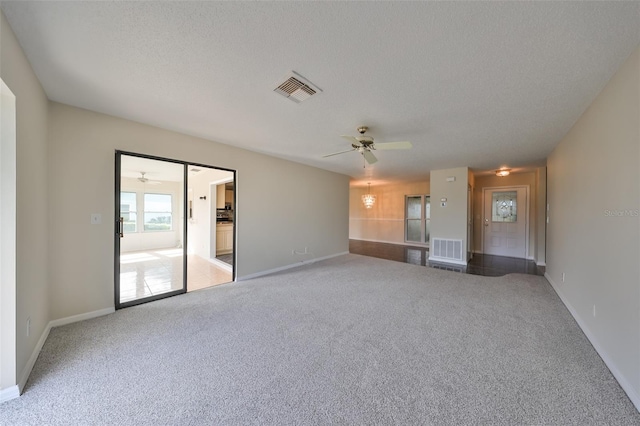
[2,2,639,183]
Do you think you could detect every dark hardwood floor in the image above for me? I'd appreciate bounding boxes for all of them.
[349,239,544,277]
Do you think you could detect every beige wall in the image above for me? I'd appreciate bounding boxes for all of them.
[349,180,429,245]
[0,12,50,392]
[429,167,470,263]
[48,102,349,319]
[472,170,545,262]
[547,46,639,409]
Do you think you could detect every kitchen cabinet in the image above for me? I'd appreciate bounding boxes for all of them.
[225,189,234,209]
[216,185,226,209]
[216,223,233,254]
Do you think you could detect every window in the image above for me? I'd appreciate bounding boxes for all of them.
[405,195,431,245]
[143,193,172,231]
[120,192,137,233]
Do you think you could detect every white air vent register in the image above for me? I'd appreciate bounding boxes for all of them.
[274,71,322,103]
[430,238,465,265]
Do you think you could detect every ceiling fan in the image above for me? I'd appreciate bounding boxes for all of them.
[323,126,412,165]
[137,172,161,185]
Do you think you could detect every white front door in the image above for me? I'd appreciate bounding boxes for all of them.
[483,187,528,258]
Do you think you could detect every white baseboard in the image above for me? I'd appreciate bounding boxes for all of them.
[545,273,640,412]
[17,321,51,393]
[238,251,349,281]
[17,307,115,395]
[0,385,20,403]
[49,307,115,328]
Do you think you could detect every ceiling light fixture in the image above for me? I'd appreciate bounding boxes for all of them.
[362,182,376,209]
[496,168,511,177]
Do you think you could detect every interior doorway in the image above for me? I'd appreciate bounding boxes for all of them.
[482,186,529,258]
[186,166,234,291]
[115,152,236,309]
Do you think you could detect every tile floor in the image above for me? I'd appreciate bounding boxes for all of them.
[215,253,234,266]
[349,239,544,277]
[119,249,232,303]
[187,254,233,292]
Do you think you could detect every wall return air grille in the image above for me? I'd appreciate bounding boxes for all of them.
[274,71,322,103]
[431,238,464,263]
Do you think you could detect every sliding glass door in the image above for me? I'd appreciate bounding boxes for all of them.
[115,152,237,309]
[405,195,431,245]
[115,152,187,308]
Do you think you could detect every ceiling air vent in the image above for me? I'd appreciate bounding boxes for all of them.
[274,71,322,103]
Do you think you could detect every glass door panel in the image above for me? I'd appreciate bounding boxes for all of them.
[406,195,431,245]
[405,196,422,243]
[116,153,186,308]
[424,196,431,243]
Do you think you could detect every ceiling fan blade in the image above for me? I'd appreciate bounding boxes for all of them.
[363,150,378,164]
[374,141,412,150]
[340,135,360,145]
[322,148,356,158]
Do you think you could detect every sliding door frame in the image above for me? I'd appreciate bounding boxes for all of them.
[114,150,237,310]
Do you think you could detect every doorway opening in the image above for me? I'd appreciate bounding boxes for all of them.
[1,79,17,395]
[186,166,234,292]
[115,152,236,309]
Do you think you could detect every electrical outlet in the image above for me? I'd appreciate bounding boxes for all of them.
[562,273,565,283]
[26,317,31,337]
[90,213,102,225]
[593,305,596,318]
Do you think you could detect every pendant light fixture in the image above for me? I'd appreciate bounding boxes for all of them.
[362,182,376,209]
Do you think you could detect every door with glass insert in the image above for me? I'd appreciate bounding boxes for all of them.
[115,153,186,308]
[483,187,527,258]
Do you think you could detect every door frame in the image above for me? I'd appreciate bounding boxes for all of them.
[115,151,188,309]
[481,185,530,259]
[404,194,431,247]
[114,151,237,309]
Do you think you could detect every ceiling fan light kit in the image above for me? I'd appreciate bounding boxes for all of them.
[322,125,413,167]
[137,171,161,185]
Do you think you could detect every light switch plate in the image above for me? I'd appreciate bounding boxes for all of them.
[91,214,102,225]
